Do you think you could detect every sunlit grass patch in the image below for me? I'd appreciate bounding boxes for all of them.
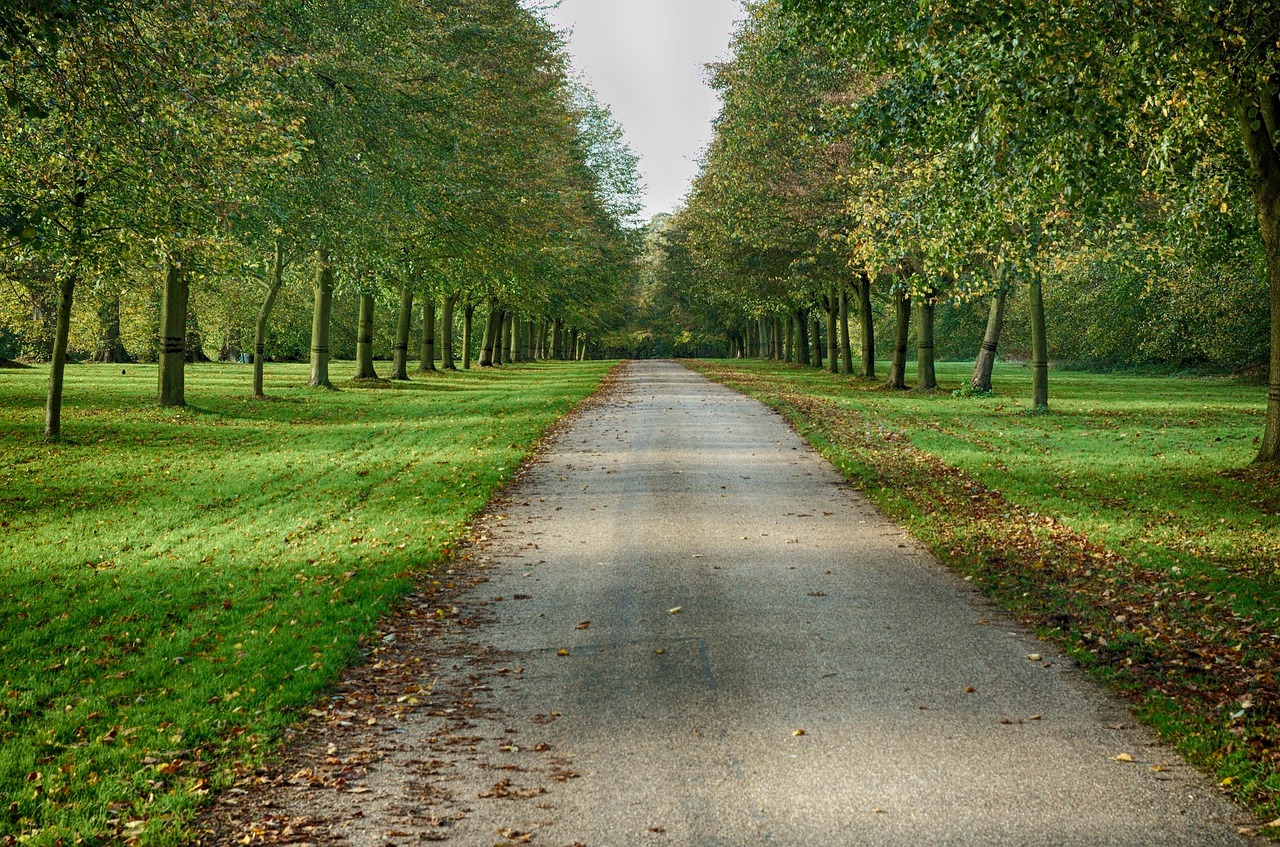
[0,360,612,846]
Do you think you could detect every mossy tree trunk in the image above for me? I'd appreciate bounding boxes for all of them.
[887,291,911,390]
[309,250,334,388]
[857,273,876,379]
[1240,90,1280,462]
[971,286,1007,393]
[354,292,378,380]
[158,254,187,407]
[917,287,937,391]
[252,239,285,398]
[441,292,458,370]
[1029,276,1049,410]
[418,297,437,373]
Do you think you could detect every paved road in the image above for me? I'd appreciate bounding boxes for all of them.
[222,360,1253,846]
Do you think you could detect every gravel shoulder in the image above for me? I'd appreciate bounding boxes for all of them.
[201,360,1256,846]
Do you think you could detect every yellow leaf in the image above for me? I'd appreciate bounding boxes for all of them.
[1114,753,1134,762]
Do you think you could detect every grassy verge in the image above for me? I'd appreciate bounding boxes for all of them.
[0,360,613,847]
[687,358,1280,833]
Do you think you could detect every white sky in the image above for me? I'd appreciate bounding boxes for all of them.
[541,0,744,222]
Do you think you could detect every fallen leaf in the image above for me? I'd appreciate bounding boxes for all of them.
[575,621,591,630]
[668,607,682,615]
[1114,753,1134,762]
[557,649,570,656]
[1026,654,1042,662]
[793,729,806,736]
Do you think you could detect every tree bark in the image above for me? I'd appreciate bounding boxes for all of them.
[857,273,876,379]
[184,298,210,363]
[252,239,285,398]
[810,316,823,369]
[826,289,839,374]
[552,318,563,361]
[506,308,518,364]
[479,301,499,367]
[1029,276,1049,410]
[441,292,458,370]
[95,293,130,363]
[418,297,437,373]
[783,316,794,363]
[771,319,783,361]
[463,302,474,369]
[391,284,413,380]
[887,291,911,390]
[971,287,1007,393]
[917,288,937,391]
[158,254,187,407]
[44,174,86,437]
[794,308,811,366]
[839,287,854,375]
[354,292,378,380]
[309,250,334,388]
[1240,91,1280,462]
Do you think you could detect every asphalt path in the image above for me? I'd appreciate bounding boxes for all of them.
[216,360,1254,846]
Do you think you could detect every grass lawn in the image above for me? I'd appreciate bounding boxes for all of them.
[688,358,1280,832]
[0,359,613,847]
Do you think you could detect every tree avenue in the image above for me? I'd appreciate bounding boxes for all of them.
[650,0,1278,463]
[1,0,642,437]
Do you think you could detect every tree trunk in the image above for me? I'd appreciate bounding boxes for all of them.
[1029,276,1049,410]
[495,309,509,365]
[887,291,911,390]
[770,319,783,361]
[917,288,937,391]
[569,327,580,361]
[158,254,187,407]
[811,316,823,369]
[463,302,475,369]
[391,285,413,380]
[252,239,285,398]
[794,309,811,366]
[418,297,437,373]
[858,273,876,379]
[506,308,518,364]
[1240,92,1280,462]
[479,301,499,367]
[309,250,334,388]
[839,287,854,375]
[44,268,77,440]
[354,292,378,380]
[184,298,210,364]
[441,292,458,370]
[783,317,794,363]
[95,293,130,363]
[971,287,1007,393]
[552,318,563,361]
[826,289,839,374]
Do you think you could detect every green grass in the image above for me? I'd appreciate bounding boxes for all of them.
[0,360,613,847]
[688,358,1280,831]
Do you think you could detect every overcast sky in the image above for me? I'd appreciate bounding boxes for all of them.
[541,0,744,222]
